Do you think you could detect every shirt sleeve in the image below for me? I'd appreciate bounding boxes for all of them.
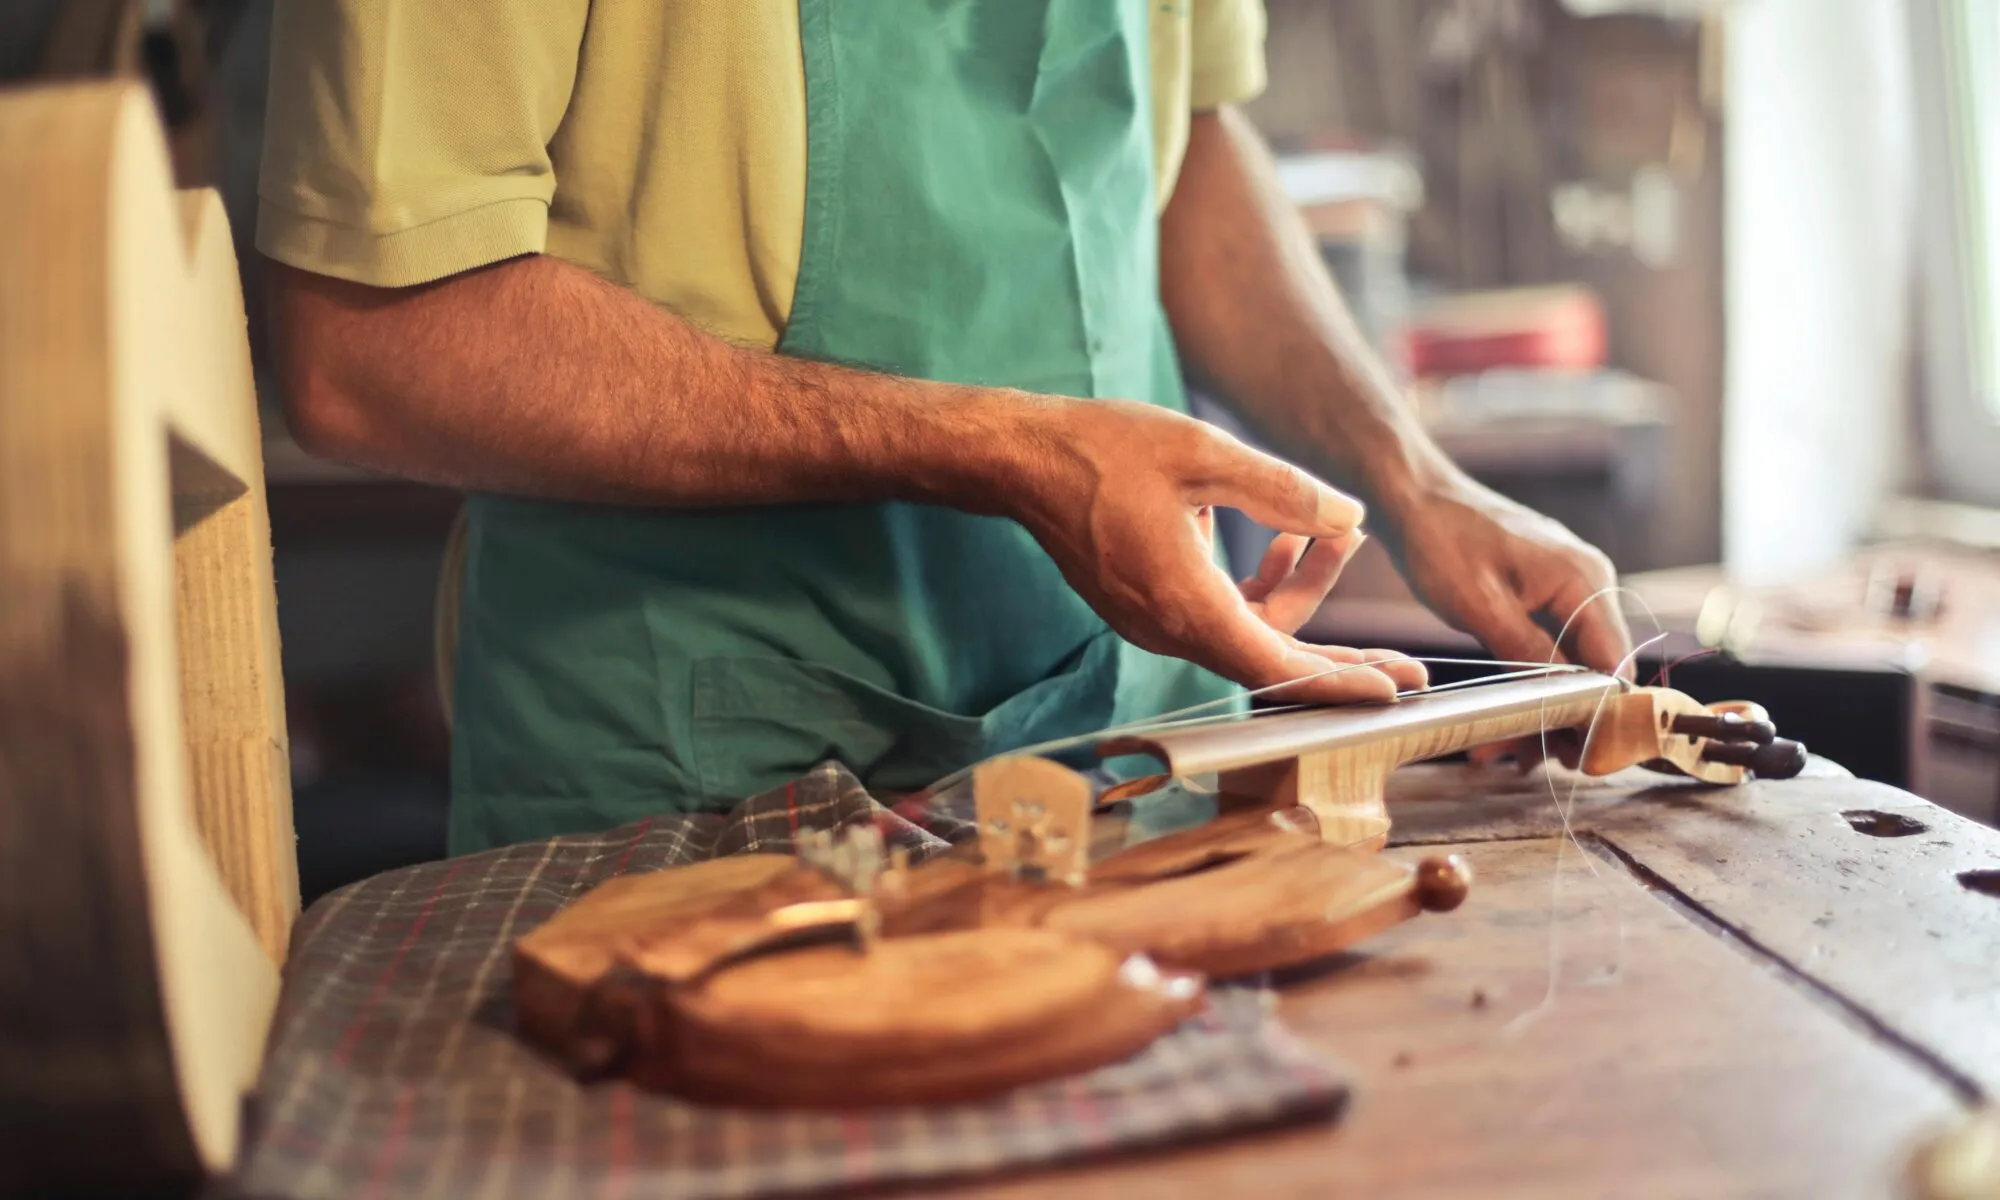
[1189,0,1269,111]
[254,0,588,287]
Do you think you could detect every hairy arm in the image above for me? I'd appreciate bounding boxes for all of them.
[269,253,1424,701]
[1159,110,1451,528]
[1160,107,1632,673]
[271,255,1044,511]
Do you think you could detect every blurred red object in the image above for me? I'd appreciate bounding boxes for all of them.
[1401,285,1606,378]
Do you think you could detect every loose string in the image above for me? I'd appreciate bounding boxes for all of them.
[1501,584,1670,1037]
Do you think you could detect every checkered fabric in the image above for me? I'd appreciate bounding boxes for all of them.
[231,762,1350,1200]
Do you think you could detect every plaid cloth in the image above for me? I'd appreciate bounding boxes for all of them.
[231,762,1349,1200]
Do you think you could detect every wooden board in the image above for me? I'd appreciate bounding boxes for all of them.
[920,767,2000,1198]
[0,81,295,1193]
[1585,776,2000,1098]
[938,836,1967,1199]
[1380,755,2000,1096]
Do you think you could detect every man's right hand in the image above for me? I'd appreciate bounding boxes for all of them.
[1007,398,1429,706]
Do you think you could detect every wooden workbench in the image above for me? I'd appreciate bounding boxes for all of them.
[943,762,1999,1199]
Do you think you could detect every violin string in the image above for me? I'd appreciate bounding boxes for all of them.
[1503,584,1670,1038]
[1120,662,1628,801]
[911,655,1600,804]
[1106,659,1604,746]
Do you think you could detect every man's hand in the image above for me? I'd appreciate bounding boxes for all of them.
[1390,474,1634,676]
[1156,106,1634,699]
[1013,399,1429,706]
[273,260,1429,708]
[1390,473,1632,774]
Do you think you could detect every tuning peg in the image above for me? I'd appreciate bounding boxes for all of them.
[1670,711,1777,745]
[1699,737,1808,779]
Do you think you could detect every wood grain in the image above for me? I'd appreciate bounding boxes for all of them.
[0,81,292,1192]
[936,837,1967,1199]
[638,929,1205,1109]
[1379,759,2000,1097]
[1041,842,1426,978]
[1587,776,2000,1098]
[512,854,799,1052]
[171,190,298,961]
[1378,756,1852,847]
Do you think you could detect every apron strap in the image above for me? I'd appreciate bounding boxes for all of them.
[432,501,470,734]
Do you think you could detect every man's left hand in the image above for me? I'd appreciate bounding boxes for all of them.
[1389,474,1634,678]
[1388,474,1636,773]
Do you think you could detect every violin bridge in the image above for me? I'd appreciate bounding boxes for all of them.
[971,756,1094,887]
[794,824,911,948]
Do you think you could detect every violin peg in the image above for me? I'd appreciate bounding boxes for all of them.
[1751,738,1809,779]
[1699,737,1808,779]
[1670,711,1777,745]
[1415,854,1474,912]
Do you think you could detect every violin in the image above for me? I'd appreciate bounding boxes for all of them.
[517,669,1808,1107]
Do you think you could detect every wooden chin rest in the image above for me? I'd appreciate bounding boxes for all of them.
[515,672,1804,1110]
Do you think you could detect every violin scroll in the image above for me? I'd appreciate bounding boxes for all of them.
[1579,688,1809,783]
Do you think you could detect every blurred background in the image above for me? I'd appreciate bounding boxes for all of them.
[5,0,1996,897]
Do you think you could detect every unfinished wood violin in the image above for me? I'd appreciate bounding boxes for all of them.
[0,82,296,1193]
[516,670,1808,1108]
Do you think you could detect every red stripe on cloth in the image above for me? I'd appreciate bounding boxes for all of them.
[840,1112,873,1180]
[334,858,472,1065]
[608,817,657,877]
[361,1084,416,1200]
[603,1086,635,1200]
[1067,1076,1106,1144]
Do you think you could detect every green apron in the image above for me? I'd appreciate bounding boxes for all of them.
[447,0,1241,854]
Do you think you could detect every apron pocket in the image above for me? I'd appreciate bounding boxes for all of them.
[688,656,993,802]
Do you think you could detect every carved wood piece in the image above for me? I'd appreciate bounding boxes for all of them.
[512,855,799,1053]
[515,804,1469,1106]
[0,81,296,1191]
[639,930,1203,1108]
[1040,842,1456,979]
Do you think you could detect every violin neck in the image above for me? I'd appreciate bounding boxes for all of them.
[1097,671,1624,780]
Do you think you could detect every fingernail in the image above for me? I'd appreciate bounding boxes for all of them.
[1319,492,1365,531]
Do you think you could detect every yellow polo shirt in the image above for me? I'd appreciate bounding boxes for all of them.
[255,0,1270,351]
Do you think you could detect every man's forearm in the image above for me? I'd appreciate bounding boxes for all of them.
[1159,107,1460,531]
[270,254,1054,513]
[269,248,1418,699]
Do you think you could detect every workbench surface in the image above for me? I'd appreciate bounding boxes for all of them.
[943,763,2000,1199]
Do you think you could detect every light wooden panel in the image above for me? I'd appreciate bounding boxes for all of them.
[0,80,295,1192]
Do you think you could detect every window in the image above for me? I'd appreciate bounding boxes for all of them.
[1911,0,2000,505]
